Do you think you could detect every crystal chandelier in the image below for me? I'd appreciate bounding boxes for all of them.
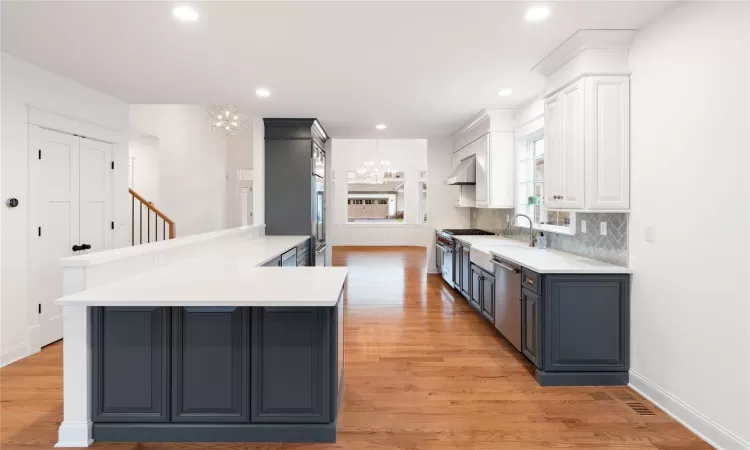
[353,160,394,184]
[206,104,249,137]
[352,140,394,184]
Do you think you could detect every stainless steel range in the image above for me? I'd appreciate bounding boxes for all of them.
[435,229,494,287]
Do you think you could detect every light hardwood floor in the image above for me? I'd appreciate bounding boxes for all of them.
[0,246,710,449]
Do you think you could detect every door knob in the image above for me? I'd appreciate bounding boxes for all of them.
[72,245,83,251]
[81,244,92,250]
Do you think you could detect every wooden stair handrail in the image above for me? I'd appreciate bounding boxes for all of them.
[129,188,175,239]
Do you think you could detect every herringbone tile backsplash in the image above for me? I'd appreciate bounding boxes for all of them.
[471,210,629,267]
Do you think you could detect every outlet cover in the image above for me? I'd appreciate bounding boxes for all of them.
[600,222,607,236]
[581,220,587,233]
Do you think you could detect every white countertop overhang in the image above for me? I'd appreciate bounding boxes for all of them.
[56,234,347,307]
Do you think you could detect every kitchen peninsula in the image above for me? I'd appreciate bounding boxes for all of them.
[54,227,346,447]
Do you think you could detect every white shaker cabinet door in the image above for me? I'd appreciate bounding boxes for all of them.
[558,79,586,209]
[585,76,630,210]
[473,134,490,208]
[543,92,564,208]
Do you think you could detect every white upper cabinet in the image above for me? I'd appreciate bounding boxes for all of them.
[535,30,634,212]
[585,76,630,210]
[450,110,515,209]
[544,79,585,209]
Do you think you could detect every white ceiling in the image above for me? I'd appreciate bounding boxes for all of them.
[2,1,674,138]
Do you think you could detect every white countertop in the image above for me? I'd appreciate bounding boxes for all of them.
[56,235,348,307]
[455,235,631,274]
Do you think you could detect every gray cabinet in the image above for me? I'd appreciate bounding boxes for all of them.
[469,263,495,322]
[517,271,630,385]
[92,307,169,423]
[171,307,250,423]
[460,244,470,299]
[263,256,281,267]
[543,275,629,372]
[470,264,482,310]
[521,288,541,368]
[251,307,332,424]
[481,272,495,322]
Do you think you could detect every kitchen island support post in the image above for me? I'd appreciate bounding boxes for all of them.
[55,305,93,447]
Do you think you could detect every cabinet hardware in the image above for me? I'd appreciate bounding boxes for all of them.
[526,278,535,285]
[72,245,83,251]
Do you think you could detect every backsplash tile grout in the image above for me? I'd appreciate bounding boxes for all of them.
[470,209,629,267]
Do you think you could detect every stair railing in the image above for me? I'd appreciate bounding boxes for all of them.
[129,188,175,245]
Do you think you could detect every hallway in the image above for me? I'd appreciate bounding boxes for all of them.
[0,247,708,449]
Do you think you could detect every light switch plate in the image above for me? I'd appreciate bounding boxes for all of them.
[581,220,587,233]
[600,222,607,235]
[473,211,477,218]
[645,226,655,242]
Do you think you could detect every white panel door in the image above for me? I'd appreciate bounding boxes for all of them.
[585,76,630,210]
[29,128,80,347]
[543,93,564,208]
[559,79,586,209]
[79,137,114,253]
[473,134,490,207]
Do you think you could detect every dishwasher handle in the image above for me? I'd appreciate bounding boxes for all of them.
[491,260,520,274]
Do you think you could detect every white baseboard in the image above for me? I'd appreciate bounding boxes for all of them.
[0,342,29,367]
[629,370,750,450]
[29,324,42,355]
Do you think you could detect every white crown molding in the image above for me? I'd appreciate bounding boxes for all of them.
[629,370,750,450]
[532,29,638,77]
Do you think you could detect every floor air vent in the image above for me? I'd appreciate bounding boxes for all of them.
[626,401,656,416]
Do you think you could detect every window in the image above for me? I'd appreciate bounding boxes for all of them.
[516,137,575,234]
[347,171,405,224]
[418,171,427,224]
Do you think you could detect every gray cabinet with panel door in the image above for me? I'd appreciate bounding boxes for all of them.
[470,264,482,311]
[251,306,333,424]
[518,269,630,386]
[171,306,250,423]
[480,271,495,322]
[91,307,170,423]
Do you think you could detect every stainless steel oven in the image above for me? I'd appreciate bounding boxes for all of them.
[436,231,454,287]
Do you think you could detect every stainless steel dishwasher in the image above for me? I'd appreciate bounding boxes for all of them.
[492,258,522,351]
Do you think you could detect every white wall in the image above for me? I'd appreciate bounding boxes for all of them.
[128,133,160,204]
[129,105,228,238]
[629,3,750,448]
[330,139,431,247]
[225,129,254,228]
[0,53,129,365]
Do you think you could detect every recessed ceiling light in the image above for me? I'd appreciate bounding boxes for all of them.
[525,6,550,22]
[255,87,271,98]
[173,6,199,22]
[497,88,513,97]
[375,124,387,130]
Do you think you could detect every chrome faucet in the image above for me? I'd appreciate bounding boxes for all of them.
[508,213,536,247]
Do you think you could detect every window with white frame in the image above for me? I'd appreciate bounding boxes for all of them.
[418,171,427,224]
[516,136,575,234]
[346,171,406,223]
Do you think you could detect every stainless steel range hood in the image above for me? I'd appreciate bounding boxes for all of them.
[444,155,476,185]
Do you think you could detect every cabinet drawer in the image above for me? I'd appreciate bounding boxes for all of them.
[522,268,541,294]
[297,239,310,255]
[281,248,297,263]
[297,251,309,266]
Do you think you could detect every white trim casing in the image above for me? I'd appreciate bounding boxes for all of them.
[629,370,750,450]
[55,306,93,448]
